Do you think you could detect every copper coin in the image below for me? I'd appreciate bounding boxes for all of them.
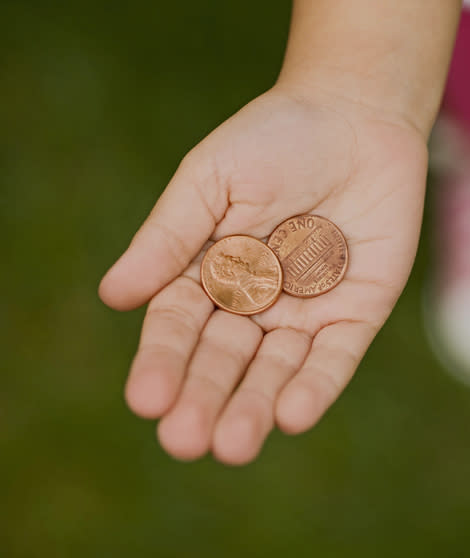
[267,214,348,298]
[200,235,283,315]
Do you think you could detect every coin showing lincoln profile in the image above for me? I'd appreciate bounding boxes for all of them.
[268,214,348,298]
[200,235,283,315]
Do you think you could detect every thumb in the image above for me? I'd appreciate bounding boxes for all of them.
[99,152,227,311]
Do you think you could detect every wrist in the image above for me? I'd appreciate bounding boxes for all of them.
[275,64,433,139]
[278,0,462,140]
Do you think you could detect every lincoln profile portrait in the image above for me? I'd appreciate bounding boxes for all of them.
[210,253,278,308]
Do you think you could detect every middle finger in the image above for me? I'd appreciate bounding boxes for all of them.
[157,310,263,460]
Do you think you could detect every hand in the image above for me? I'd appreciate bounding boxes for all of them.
[99,87,428,464]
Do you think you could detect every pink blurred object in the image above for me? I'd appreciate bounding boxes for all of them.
[442,9,470,133]
[425,7,470,384]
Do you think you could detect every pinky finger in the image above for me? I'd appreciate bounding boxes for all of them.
[275,321,377,434]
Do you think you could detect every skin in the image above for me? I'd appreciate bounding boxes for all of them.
[99,1,462,464]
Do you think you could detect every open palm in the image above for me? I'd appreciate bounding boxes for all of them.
[99,88,428,464]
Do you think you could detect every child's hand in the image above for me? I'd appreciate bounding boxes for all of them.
[99,87,427,464]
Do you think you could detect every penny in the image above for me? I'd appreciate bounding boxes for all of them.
[200,235,283,315]
[267,214,348,298]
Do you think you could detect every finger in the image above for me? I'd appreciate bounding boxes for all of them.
[99,154,228,310]
[212,328,311,465]
[125,277,214,419]
[276,321,376,434]
[157,311,263,461]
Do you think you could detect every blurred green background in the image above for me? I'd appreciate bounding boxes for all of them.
[2,1,470,557]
